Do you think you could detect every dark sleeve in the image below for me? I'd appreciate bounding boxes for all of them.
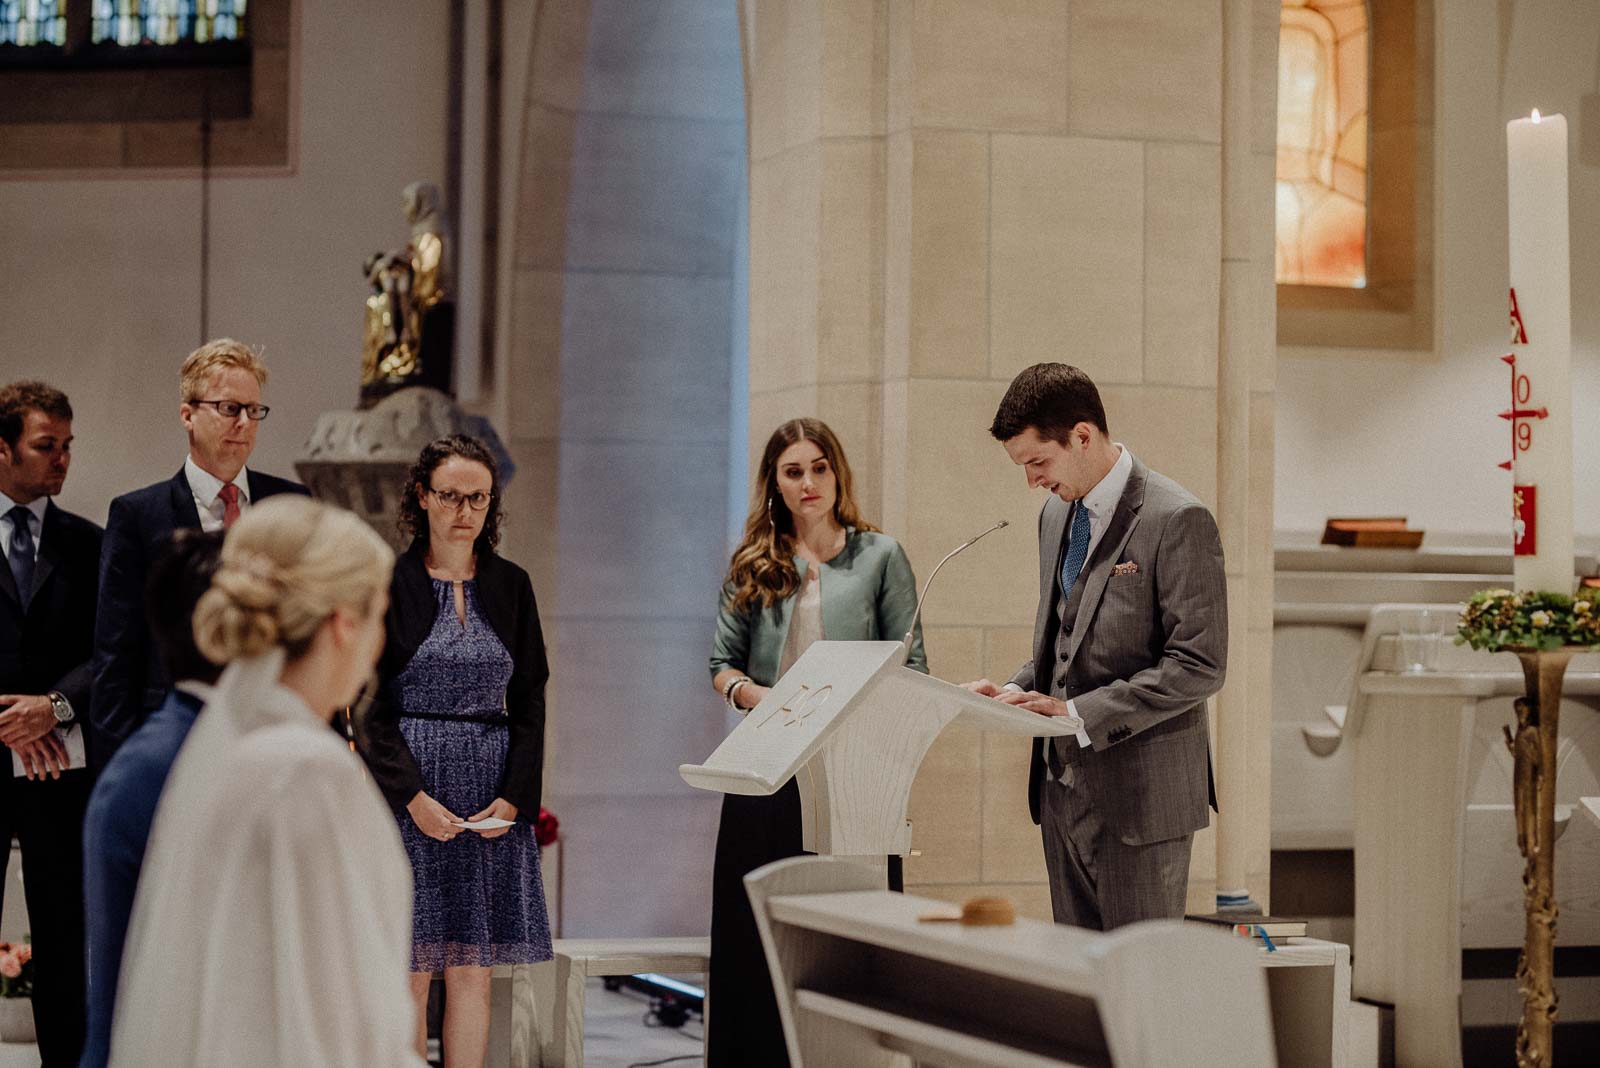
[496,570,548,820]
[356,606,427,814]
[91,498,147,757]
[50,525,101,714]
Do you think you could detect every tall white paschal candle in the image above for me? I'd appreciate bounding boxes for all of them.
[1507,111,1574,593]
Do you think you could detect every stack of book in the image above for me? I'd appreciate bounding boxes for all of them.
[1184,913,1307,950]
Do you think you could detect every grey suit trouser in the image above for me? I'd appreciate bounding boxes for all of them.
[1038,769,1193,931]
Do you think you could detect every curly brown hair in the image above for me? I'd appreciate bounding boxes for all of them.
[397,435,504,554]
[724,418,877,614]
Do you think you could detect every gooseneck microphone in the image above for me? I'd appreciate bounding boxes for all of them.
[901,519,1010,662]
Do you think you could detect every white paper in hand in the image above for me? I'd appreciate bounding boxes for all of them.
[455,817,516,831]
[12,725,86,777]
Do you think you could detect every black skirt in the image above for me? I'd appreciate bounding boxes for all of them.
[706,780,902,1066]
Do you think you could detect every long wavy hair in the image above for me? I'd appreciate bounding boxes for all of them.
[396,435,505,555]
[724,418,878,614]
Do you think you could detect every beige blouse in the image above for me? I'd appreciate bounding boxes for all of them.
[777,563,825,676]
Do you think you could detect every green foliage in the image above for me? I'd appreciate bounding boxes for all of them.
[1457,587,1600,652]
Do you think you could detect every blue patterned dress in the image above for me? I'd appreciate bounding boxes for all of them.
[395,579,553,970]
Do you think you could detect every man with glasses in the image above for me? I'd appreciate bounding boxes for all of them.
[91,340,308,765]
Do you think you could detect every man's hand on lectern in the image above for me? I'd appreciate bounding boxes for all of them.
[961,679,1003,697]
[996,689,1073,718]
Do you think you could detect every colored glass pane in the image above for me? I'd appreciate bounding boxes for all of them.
[0,0,66,46]
[1276,0,1369,288]
[90,0,247,46]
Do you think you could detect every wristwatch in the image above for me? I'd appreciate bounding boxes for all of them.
[47,692,72,725]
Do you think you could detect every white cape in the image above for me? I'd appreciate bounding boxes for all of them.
[110,652,425,1067]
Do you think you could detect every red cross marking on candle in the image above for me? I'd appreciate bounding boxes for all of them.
[1498,353,1545,469]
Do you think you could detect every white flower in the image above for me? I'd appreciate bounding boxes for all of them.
[1577,601,1592,615]
[1531,610,1552,628]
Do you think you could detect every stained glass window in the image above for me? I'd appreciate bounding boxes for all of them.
[1276,0,1368,288]
[0,1,67,46]
[90,0,247,46]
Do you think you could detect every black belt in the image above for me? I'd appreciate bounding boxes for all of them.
[399,711,508,725]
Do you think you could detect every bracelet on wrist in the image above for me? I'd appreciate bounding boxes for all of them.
[721,675,753,711]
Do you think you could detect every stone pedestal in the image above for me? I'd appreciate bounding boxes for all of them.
[295,386,513,551]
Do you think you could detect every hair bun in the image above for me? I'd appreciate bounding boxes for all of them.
[193,560,284,662]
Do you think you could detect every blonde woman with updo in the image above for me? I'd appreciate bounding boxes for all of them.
[108,497,425,1068]
[706,418,927,1067]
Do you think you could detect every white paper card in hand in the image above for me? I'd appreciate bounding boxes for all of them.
[455,817,515,831]
[12,725,87,777]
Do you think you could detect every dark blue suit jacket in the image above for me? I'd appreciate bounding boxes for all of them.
[89,466,306,765]
[79,687,202,1068]
[0,500,102,771]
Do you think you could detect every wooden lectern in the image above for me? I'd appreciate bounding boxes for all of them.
[679,640,1075,856]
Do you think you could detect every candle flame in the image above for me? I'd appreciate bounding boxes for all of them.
[1532,109,1542,123]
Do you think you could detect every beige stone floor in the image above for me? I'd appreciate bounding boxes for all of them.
[0,979,706,1068]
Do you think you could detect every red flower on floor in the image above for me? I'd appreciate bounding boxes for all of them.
[535,807,560,847]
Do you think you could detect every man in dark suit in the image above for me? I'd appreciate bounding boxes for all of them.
[966,363,1227,930]
[0,381,100,1065]
[91,340,308,764]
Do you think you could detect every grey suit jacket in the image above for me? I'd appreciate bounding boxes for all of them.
[1011,457,1226,844]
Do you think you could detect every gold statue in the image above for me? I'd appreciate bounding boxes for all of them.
[361,182,453,407]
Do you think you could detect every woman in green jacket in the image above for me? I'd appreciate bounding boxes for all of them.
[706,417,927,1066]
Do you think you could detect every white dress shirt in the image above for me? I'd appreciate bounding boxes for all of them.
[0,489,47,562]
[184,456,251,533]
[1009,444,1134,751]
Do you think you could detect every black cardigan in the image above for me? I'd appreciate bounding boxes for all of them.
[359,541,549,821]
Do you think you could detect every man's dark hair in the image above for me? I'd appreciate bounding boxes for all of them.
[0,381,72,450]
[146,530,225,686]
[988,363,1108,444]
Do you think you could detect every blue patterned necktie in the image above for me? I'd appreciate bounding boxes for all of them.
[7,506,35,611]
[1060,502,1091,594]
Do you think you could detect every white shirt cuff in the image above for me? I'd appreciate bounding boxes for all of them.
[1065,698,1091,748]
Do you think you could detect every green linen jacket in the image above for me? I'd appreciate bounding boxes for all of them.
[710,530,929,686]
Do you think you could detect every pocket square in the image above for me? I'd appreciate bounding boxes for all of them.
[1112,561,1140,576]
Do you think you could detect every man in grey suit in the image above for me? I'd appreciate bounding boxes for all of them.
[965,363,1226,930]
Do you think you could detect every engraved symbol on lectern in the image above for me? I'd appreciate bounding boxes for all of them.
[755,683,834,728]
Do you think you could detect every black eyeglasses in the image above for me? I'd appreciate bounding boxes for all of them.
[191,399,271,421]
[428,488,492,511]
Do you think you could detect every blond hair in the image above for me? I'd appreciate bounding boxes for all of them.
[180,338,269,403]
[193,497,394,663]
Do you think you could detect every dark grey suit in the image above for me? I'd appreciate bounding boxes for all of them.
[1011,456,1226,929]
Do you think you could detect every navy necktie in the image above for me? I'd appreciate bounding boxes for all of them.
[1060,502,1091,593]
[7,505,35,611]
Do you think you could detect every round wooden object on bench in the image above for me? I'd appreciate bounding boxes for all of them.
[958,896,1015,926]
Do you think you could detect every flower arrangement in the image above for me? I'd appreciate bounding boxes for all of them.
[0,942,33,999]
[535,806,559,848]
[1457,587,1600,652]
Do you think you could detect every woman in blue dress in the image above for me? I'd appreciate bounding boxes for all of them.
[361,435,551,1068]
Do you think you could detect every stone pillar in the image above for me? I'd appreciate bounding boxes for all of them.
[501,0,746,937]
[743,0,1277,917]
[1213,0,1279,913]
